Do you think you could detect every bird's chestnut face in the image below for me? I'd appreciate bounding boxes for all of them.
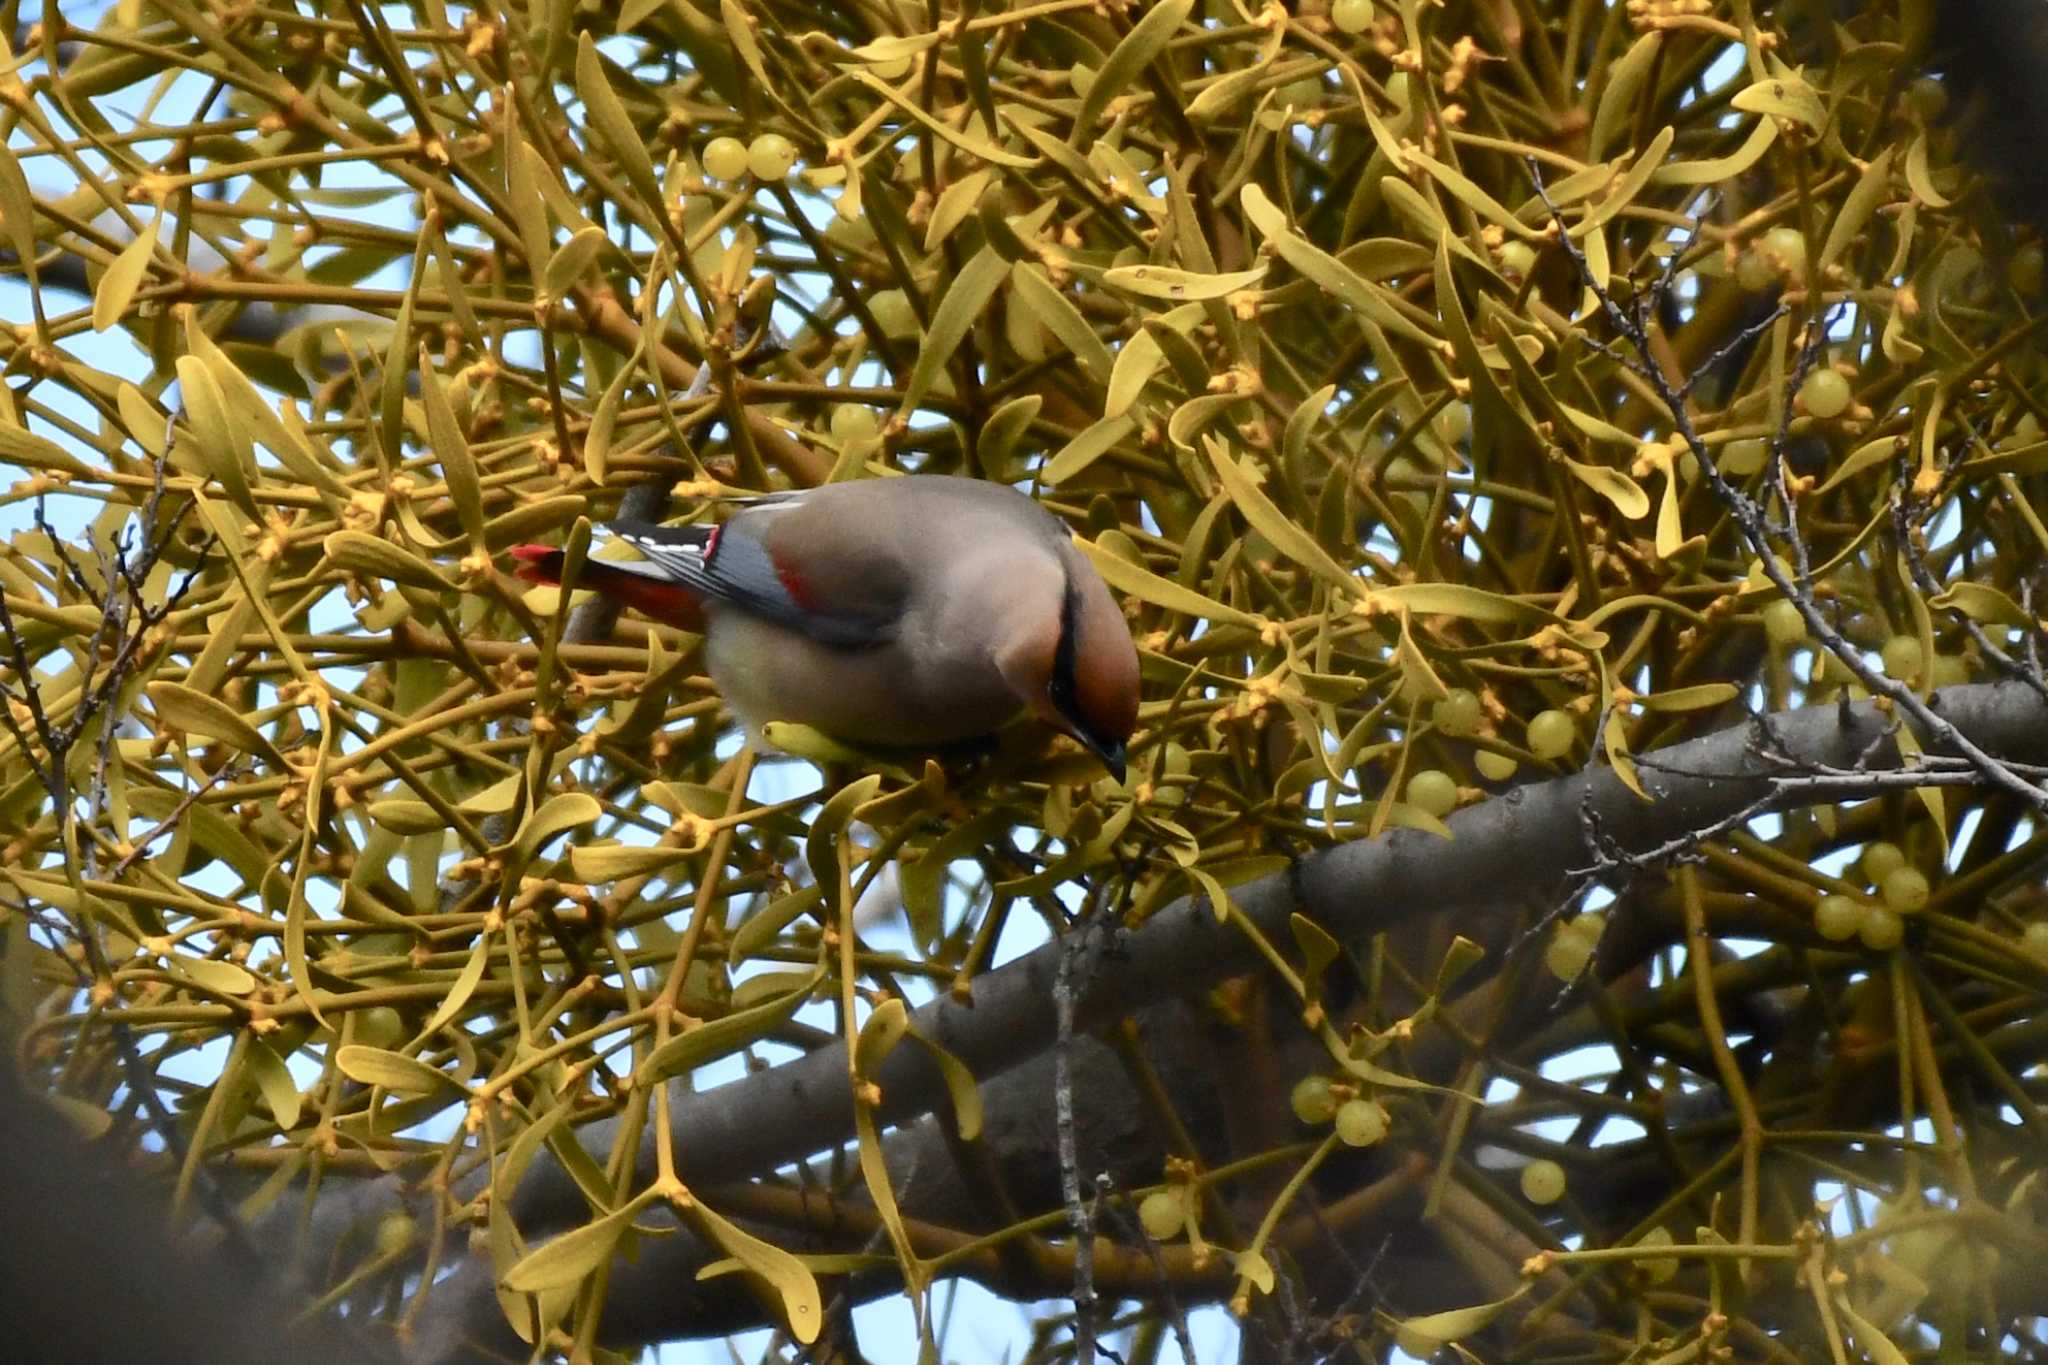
[1039,580,1137,782]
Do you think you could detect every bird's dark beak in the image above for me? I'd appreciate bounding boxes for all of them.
[1085,735,1127,784]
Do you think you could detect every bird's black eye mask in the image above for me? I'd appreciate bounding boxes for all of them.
[1047,579,1086,732]
[1045,574,1127,780]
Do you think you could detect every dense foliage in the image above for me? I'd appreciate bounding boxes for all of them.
[2,0,2047,1361]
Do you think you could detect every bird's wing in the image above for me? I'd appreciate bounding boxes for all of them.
[609,507,905,648]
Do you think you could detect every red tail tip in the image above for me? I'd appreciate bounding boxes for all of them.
[508,544,562,586]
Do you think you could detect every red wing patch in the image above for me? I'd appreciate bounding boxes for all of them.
[769,546,815,609]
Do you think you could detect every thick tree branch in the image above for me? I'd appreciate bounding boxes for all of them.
[550,682,2048,1217]
[304,681,2048,1361]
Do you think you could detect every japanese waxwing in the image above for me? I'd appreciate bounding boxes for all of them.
[511,476,1141,779]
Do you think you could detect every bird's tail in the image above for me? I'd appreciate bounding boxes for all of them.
[505,545,706,630]
[509,544,564,585]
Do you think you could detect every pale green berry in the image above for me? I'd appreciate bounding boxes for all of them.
[1861,841,1906,884]
[1734,248,1777,292]
[1474,749,1518,782]
[868,289,917,336]
[1406,769,1458,818]
[1332,0,1373,33]
[1282,78,1323,111]
[1498,240,1537,277]
[1432,687,1482,737]
[1527,709,1575,760]
[1545,922,1596,981]
[747,133,798,180]
[1290,1074,1338,1124]
[1881,867,1930,914]
[1334,1097,1389,1147]
[1904,75,1947,122]
[354,1006,405,1049]
[1385,72,1411,110]
[1520,1159,1566,1205]
[1635,1227,1678,1283]
[1814,894,1862,942]
[1763,599,1806,645]
[1138,1188,1185,1240]
[1762,226,1807,279]
[1859,905,1905,950]
[2022,921,2048,959]
[702,136,749,181]
[2009,243,2044,296]
[375,1211,416,1257]
[1881,634,1924,683]
[1799,368,1852,420]
[1720,437,1769,475]
[830,404,878,443]
[1433,401,1472,446]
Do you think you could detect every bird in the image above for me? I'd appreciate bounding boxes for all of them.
[510,476,1141,780]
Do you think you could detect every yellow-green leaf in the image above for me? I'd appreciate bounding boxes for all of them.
[1240,185,1440,348]
[147,681,286,766]
[637,968,820,1084]
[1392,1287,1527,1358]
[976,392,1041,478]
[507,793,602,867]
[92,215,159,332]
[1930,581,2034,629]
[1561,454,1650,519]
[899,245,1007,416]
[1589,32,1661,158]
[576,34,665,211]
[1075,535,1264,627]
[544,224,608,301]
[174,354,260,520]
[1638,683,1739,712]
[568,842,697,881]
[323,530,457,592]
[335,1045,459,1095]
[687,1197,822,1344]
[166,955,258,997]
[1042,413,1135,484]
[502,1189,659,1294]
[1818,435,1901,493]
[1730,69,1827,135]
[1904,130,1951,208]
[1653,118,1777,186]
[1820,148,1896,277]
[419,935,491,1039]
[1370,583,1542,624]
[1072,0,1193,142]
[1009,263,1112,385]
[419,353,484,550]
[904,1025,983,1140]
[368,799,446,835]
[1101,262,1267,301]
[1208,439,1362,598]
[924,169,994,253]
[246,1038,302,1131]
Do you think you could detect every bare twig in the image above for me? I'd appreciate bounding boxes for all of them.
[1528,159,2048,813]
